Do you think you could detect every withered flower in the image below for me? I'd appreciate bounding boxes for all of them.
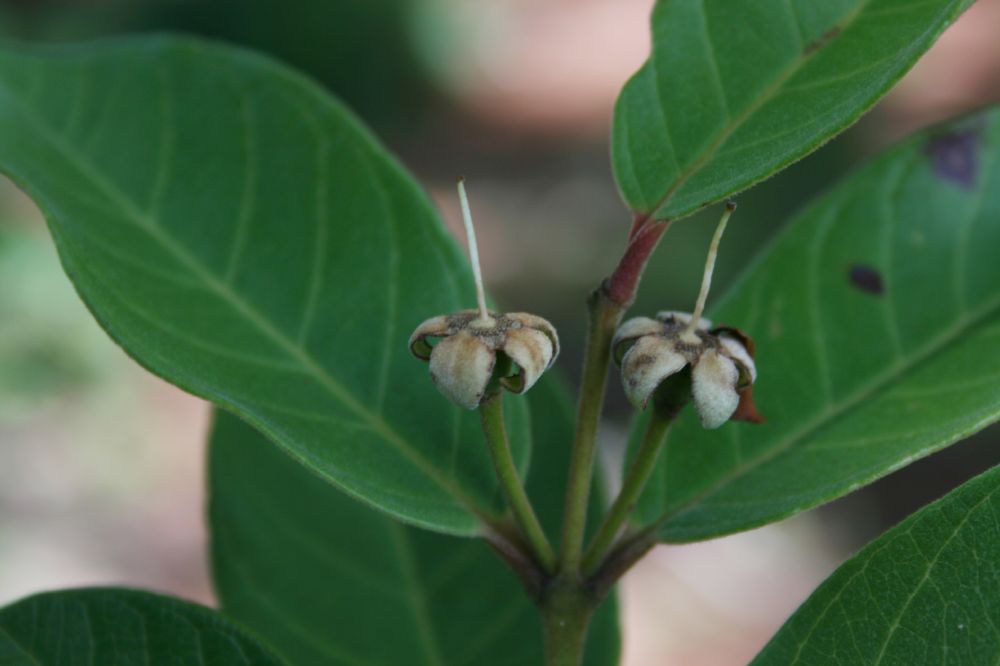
[409,179,559,409]
[409,310,558,409]
[614,202,762,428]
[613,311,759,428]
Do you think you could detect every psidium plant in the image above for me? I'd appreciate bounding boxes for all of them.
[411,184,758,662]
[2,3,998,666]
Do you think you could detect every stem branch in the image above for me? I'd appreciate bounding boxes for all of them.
[480,393,557,573]
[588,526,658,600]
[559,218,670,574]
[559,288,623,573]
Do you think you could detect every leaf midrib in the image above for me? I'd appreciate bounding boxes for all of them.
[657,293,1000,535]
[639,0,935,220]
[869,488,996,664]
[0,80,488,529]
[783,484,1000,664]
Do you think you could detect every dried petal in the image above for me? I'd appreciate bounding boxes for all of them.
[612,316,663,363]
[656,310,711,330]
[718,334,757,384]
[428,330,495,409]
[506,312,561,363]
[712,326,756,357]
[408,315,453,360]
[621,335,688,409]
[501,327,555,394]
[691,348,740,429]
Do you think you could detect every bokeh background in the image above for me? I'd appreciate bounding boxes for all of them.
[1,1,1000,663]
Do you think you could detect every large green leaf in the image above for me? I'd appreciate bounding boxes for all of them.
[627,109,1000,541]
[0,36,530,536]
[754,464,1000,665]
[0,588,286,664]
[211,378,620,666]
[613,0,972,221]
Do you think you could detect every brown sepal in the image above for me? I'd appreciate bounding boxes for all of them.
[731,385,764,423]
[711,325,756,357]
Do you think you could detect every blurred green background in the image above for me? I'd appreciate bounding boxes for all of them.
[1,1,999,663]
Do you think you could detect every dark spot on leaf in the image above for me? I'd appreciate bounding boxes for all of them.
[848,264,883,296]
[925,126,982,190]
[804,26,842,56]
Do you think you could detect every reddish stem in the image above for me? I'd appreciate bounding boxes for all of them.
[605,219,670,306]
[626,212,646,241]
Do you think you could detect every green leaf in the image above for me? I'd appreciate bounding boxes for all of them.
[613,0,972,221]
[0,36,530,536]
[628,109,1000,541]
[211,378,620,666]
[0,588,286,664]
[753,464,1000,665]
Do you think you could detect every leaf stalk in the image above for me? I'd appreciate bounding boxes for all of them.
[582,408,674,575]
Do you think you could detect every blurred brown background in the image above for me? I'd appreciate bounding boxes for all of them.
[1,1,999,663]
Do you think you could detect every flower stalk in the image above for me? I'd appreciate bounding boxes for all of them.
[479,392,557,573]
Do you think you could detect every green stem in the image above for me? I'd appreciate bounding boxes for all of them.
[542,579,595,666]
[581,409,673,575]
[480,393,557,573]
[559,289,624,573]
[559,219,670,575]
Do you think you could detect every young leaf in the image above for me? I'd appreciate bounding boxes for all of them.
[753,464,1000,665]
[628,109,1000,541]
[0,588,285,664]
[210,378,620,666]
[0,36,530,536]
[613,0,973,221]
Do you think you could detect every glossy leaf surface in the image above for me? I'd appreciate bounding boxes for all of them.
[0,36,530,536]
[628,109,1000,541]
[754,464,1000,665]
[613,0,972,221]
[0,588,285,665]
[211,378,620,666]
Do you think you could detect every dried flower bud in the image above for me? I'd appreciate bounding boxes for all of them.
[613,311,760,428]
[409,310,559,409]
[408,179,559,409]
[613,201,761,428]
